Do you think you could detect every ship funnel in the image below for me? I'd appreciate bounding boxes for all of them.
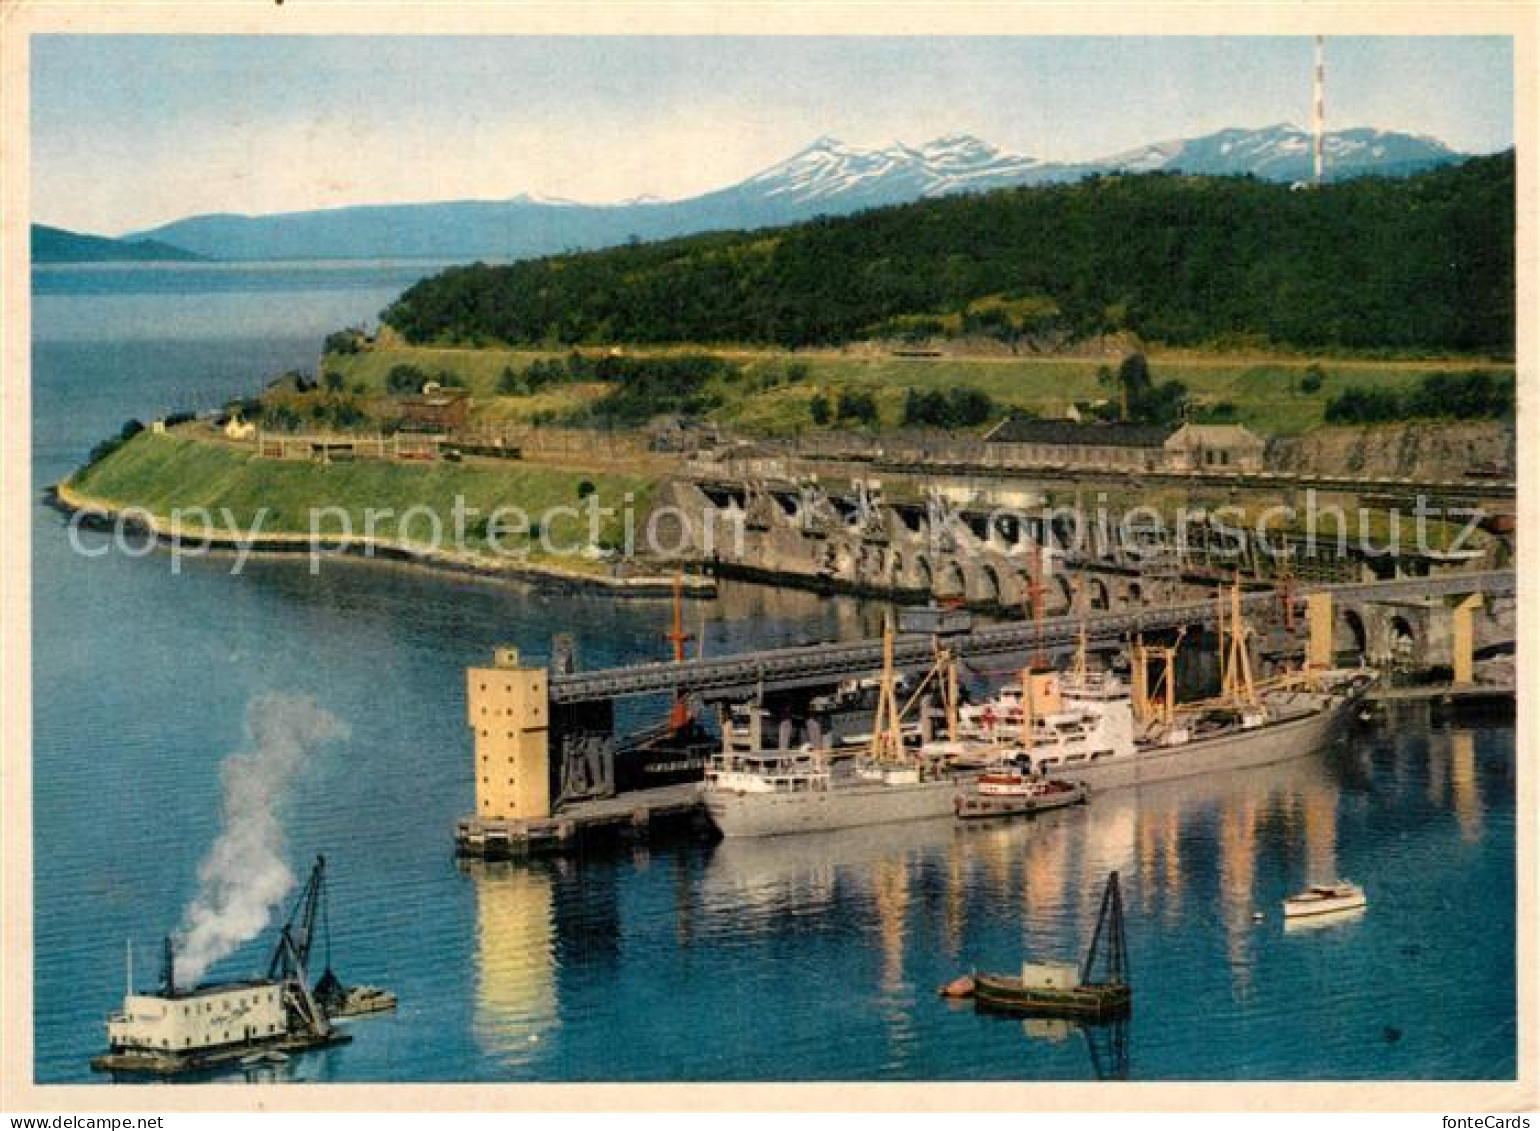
[161,935,176,998]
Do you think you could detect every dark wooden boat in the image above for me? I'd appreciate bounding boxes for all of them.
[969,871,1131,1020]
[973,973,1131,1018]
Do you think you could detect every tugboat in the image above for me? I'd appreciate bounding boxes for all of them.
[953,766,1087,820]
[91,856,393,1077]
[952,872,1132,1020]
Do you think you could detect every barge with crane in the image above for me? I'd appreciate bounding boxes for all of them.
[90,856,394,1077]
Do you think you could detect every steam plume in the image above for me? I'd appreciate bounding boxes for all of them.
[173,694,348,986]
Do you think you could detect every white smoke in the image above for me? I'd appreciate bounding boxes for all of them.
[173,694,348,986]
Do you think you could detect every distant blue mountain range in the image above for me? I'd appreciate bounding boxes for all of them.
[50,124,1469,263]
[31,223,204,264]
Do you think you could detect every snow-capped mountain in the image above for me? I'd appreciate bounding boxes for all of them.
[1103,123,1461,181]
[130,126,1471,261]
[737,134,1048,207]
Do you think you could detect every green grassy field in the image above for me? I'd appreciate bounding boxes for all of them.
[322,344,1512,437]
[70,432,655,570]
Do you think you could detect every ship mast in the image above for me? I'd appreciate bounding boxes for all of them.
[1071,579,1089,687]
[869,614,904,763]
[665,569,693,730]
[942,641,959,742]
[1016,545,1051,747]
[1024,542,1047,670]
[1219,574,1258,706]
[1130,637,1150,724]
[1080,871,1130,988]
[1136,628,1185,725]
[1214,581,1228,695]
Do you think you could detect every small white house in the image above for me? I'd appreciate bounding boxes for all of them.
[224,414,256,442]
[1162,423,1266,473]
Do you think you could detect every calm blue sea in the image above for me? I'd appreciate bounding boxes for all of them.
[29,262,1517,1084]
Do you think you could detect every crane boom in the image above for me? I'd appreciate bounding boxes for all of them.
[268,855,328,982]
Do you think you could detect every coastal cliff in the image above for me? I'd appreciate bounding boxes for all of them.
[1265,421,1513,481]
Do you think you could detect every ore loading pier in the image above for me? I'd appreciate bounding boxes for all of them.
[455,570,1514,860]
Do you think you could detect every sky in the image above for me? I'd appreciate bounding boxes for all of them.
[31,35,1515,236]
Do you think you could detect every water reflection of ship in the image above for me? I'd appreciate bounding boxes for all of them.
[1017,1015,1130,1081]
[1123,745,1343,999]
[701,819,939,915]
[703,744,1340,937]
[696,747,1359,1076]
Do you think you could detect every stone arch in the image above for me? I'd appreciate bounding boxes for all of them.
[913,555,933,592]
[1051,574,1075,616]
[832,540,857,580]
[972,563,1004,605]
[938,560,967,599]
[1336,608,1368,660]
[1126,581,1144,607]
[858,544,886,584]
[1087,576,1111,612]
[1389,614,1416,663]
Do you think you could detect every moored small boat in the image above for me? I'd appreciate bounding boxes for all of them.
[954,774,1087,820]
[1282,880,1366,918]
[973,968,1131,1020]
[959,871,1132,1021]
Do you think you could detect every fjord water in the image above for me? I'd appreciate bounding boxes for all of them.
[30,264,1516,1083]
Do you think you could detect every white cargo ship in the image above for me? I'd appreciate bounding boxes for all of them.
[702,587,1374,839]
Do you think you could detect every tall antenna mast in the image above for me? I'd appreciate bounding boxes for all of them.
[1312,35,1326,187]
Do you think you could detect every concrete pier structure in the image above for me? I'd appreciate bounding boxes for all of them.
[468,646,551,823]
[454,570,1514,860]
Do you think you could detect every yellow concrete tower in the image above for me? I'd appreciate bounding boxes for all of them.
[468,646,551,821]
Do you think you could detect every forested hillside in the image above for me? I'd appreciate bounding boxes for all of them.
[381,153,1513,355]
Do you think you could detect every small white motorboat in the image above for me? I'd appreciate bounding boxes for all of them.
[1282,881,1366,919]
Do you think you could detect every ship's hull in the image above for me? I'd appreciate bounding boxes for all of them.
[703,775,966,838]
[972,974,1131,1020]
[90,1030,351,1077]
[704,686,1365,838]
[1058,693,1360,793]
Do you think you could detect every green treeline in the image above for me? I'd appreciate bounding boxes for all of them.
[381,154,1513,355]
[498,351,746,427]
[1323,370,1514,424]
[902,387,995,428]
